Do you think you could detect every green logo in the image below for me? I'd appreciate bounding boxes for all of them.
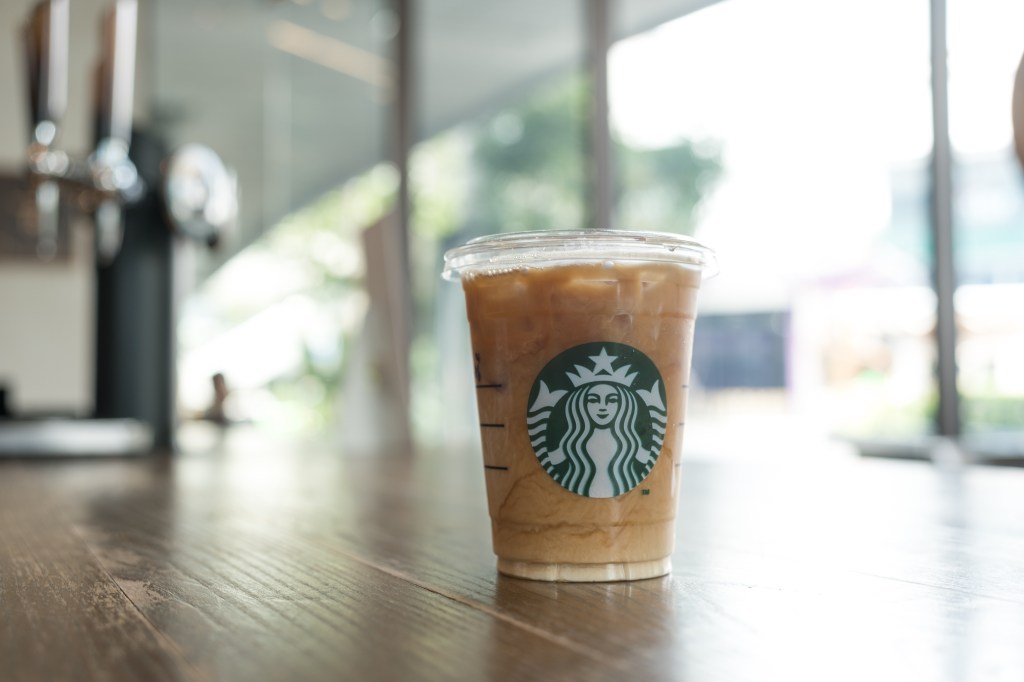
[527,342,667,498]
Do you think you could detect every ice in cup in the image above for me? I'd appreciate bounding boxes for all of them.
[442,230,716,582]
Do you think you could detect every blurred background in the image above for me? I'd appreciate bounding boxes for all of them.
[1,0,1023,463]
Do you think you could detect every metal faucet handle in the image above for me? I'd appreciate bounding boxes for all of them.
[22,0,68,144]
[90,138,145,203]
[95,0,138,149]
[162,144,238,247]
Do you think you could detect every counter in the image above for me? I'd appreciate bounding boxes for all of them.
[3,426,1023,681]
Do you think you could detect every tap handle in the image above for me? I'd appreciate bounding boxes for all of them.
[22,0,68,146]
[94,0,137,149]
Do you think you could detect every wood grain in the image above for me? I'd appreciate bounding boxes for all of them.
[2,427,1024,682]
[0,465,199,682]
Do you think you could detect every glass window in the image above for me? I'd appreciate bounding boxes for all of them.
[948,0,1024,454]
[610,0,936,456]
[177,168,394,433]
[411,1,586,446]
[168,0,393,435]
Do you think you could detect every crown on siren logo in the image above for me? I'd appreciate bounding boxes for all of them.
[565,348,638,388]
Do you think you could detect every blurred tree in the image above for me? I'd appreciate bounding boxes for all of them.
[471,76,722,236]
[615,137,722,234]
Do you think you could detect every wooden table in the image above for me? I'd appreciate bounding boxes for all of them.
[3,426,1023,681]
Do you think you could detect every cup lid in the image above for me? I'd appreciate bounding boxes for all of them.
[442,229,717,281]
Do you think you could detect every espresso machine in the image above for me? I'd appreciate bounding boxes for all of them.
[0,0,237,456]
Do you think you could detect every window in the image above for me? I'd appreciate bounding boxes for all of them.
[610,0,937,456]
[411,1,587,446]
[948,0,1024,454]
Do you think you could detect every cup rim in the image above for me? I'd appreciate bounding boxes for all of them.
[442,229,717,281]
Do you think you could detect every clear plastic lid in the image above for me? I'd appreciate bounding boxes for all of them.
[442,230,718,281]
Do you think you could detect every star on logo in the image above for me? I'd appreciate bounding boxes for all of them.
[589,348,617,375]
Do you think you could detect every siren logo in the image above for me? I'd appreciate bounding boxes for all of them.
[527,342,667,498]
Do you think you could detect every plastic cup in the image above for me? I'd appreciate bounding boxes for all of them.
[443,230,716,581]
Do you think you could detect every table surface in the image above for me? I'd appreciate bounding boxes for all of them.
[2,426,1024,682]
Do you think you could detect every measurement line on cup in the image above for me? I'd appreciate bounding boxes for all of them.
[484,465,509,471]
[480,423,506,428]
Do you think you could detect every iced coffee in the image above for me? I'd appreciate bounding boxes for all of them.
[443,231,715,581]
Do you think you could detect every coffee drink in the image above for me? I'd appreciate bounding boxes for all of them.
[445,231,713,581]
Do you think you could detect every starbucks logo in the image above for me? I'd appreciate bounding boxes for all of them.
[527,342,667,498]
